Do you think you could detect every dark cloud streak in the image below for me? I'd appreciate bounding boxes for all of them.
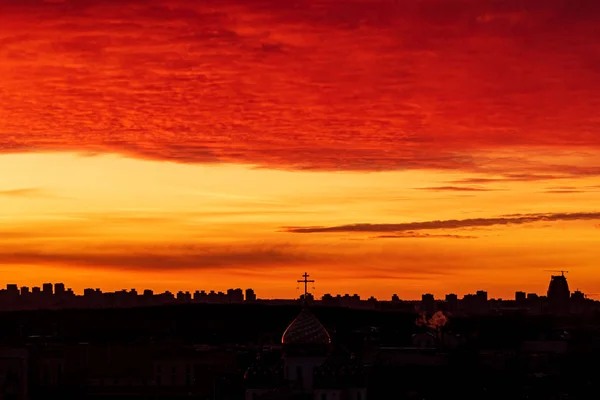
[0,243,323,271]
[283,212,600,234]
[416,186,500,192]
[373,232,477,239]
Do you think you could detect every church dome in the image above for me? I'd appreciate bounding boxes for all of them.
[281,307,331,345]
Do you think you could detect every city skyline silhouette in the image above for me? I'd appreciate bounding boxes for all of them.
[0,274,592,299]
[0,271,596,317]
[1,0,600,399]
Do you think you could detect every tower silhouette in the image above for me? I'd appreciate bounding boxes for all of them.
[547,271,570,314]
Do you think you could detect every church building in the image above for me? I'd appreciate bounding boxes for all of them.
[245,273,367,400]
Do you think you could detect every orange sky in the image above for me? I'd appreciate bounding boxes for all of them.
[0,0,599,300]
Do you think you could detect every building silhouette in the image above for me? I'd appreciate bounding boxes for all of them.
[245,273,367,399]
[547,271,571,314]
[421,294,435,314]
[245,289,257,302]
[1,270,600,317]
[445,294,458,312]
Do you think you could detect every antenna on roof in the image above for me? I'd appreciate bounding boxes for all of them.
[544,270,569,276]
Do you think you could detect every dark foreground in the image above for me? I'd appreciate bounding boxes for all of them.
[0,303,599,399]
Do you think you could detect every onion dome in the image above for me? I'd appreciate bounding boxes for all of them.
[281,307,331,346]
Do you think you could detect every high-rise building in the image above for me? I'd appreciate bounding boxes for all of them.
[6,284,18,293]
[55,283,65,295]
[227,288,244,303]
[245,288,257,302]
[5,284,19,304]
[445,293,458,312]
[421,293,435,314]
[571,290,585,301]
[42,283,53,296]
[547,272,570,314]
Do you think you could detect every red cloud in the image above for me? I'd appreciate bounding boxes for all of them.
[0,0,599,174]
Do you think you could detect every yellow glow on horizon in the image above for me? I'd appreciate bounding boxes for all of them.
[1,152,600,299]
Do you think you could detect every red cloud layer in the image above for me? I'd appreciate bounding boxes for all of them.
[1,0,599,172]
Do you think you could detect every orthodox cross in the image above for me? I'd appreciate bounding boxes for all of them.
[297,272,315,302]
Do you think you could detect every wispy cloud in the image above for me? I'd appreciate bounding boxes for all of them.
[415,186,499,192]
[0,240,464,279]
[0,188,46,197]
[373,232,477,239]
[450,174,570,184]
[542,185,600,194]
[544,190,586,194]
[0,242,323,271]
[283,212,600,234]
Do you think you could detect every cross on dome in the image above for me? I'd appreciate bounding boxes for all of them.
[298,272,315,304]
[282,272,331,346]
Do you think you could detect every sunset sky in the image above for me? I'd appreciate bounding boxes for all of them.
[1,0,599,300]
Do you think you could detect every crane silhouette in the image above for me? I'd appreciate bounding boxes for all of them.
[544,270,569,276]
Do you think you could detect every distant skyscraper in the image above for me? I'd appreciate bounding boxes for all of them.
[227,288,244,303]
[55,283,65,295]
[42,283,53,296]
[245,288,256,302]
[234,288,243,302]
[476,290,488,302]
[515,291,526,304]
[5,284,19,304]
[547,272,570,314]
[421,293,435,314]
[571,290,585,301]
[445,293,458,312]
